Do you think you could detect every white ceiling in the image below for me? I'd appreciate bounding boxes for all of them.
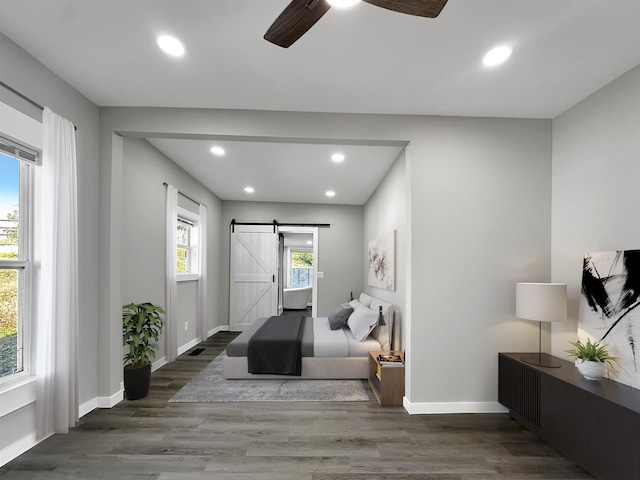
[2,0,640,204]
[148,138,404,205]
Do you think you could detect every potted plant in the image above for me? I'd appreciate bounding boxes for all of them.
[566,337,617,381]
[122,302,165,400]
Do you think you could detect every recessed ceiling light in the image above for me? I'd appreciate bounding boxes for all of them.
[244,186,255,193]
[210,146,225,156]
[483,45,512,67]
[157,35,185,57]
[325,190,336,197]
[331,153,345,163]
[327,0,359,8]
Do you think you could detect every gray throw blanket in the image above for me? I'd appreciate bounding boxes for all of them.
[247,315,305,375]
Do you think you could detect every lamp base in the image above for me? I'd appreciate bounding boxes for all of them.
[520,354,562,368]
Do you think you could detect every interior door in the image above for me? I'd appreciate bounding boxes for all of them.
[229,225,278,331]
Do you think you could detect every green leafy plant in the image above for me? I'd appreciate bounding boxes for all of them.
[122,303,165,367]
[566,337,617,364]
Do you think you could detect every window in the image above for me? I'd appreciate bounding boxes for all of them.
[0,150,33,383]
[176,219,192,273]
[290,249,313,287]
[176,207,199,278]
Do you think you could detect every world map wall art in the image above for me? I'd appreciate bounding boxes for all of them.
[579,249,640,388]
[368,231,395,291]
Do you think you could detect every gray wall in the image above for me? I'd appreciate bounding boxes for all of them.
[406,116,551,409]
[551,64,640,357]
[222,201,364,317]
[0,32,100,462]
[176,281,198,348]
[4,17,640,465]
[363,150,407,348]
[121,138,166,311]
[98,107,552,414]
[121,137,224,363]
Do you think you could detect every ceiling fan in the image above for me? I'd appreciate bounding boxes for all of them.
[264,0,449,48]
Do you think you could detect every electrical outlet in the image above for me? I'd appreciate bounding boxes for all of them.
[184,321,188,331]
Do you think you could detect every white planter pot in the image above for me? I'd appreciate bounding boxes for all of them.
[576,359,606,380]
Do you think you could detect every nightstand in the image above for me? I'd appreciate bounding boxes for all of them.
[368,350,405,406]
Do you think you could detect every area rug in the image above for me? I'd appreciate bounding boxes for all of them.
[169,353,369,402]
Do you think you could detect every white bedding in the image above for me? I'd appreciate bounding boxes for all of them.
[346,328,381,357]
[312,317,380,357]
[313,317,349,357]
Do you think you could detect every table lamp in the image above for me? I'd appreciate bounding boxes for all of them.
[516,282,567,368]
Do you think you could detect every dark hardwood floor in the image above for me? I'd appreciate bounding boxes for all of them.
[281,307,312,316]
[0,332,594,479]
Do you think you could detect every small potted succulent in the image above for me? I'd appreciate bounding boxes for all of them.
[122,302,165,400]
[566,337,617,380]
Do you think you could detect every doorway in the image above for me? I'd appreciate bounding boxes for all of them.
[278,226,318,318]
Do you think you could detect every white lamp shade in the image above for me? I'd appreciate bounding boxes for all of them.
[516,282,567,323]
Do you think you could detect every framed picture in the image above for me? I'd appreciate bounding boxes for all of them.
[368,230,395,291]
[579,249,640,388]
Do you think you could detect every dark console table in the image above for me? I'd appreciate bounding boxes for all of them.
[499,353,640,480]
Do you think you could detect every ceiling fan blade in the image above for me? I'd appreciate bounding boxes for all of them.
[264,0,332,48]
[362,0,448,18]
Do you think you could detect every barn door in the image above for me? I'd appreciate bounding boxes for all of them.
[229,224,278,331]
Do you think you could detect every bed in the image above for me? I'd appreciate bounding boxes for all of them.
[223,293,393,379]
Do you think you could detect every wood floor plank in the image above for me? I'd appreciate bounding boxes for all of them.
[0,331,595,479]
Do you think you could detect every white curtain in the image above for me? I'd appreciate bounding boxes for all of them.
[197,204,208,341]
[165,184,178,362]
[36,107,79,438]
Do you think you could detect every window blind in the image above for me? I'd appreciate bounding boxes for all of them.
[0,134,40,165]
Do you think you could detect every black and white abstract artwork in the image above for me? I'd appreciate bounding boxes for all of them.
[368,231,395,291]
[579,250,640,388]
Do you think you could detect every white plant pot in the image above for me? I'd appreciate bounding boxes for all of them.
[576,359,606,380]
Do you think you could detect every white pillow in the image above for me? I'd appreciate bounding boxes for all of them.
[358,293,373,307]
[347,305,379,341]
[348,299,361,310]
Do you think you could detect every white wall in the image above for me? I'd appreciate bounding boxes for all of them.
[551,64,640,358]
[0,32,100,465]
[363,150,407,348]
[222,201,365,317]
[121,137,224,364]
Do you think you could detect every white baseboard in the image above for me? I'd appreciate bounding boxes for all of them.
[0,432,39,468]
[152,356,167,372]
[208,325,228,337]
[403,398,508,415]
[96,387,123,409]
[79,397,98,418]
[177,338,202,356]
